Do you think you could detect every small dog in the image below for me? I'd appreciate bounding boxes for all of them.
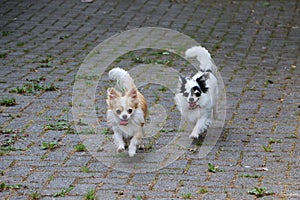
[175,46,218,139]
[106,67,147,157]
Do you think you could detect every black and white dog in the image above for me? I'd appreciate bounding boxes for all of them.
[175,46,218,139]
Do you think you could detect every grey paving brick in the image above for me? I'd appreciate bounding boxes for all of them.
[153,176,178,191]
[68,183,96,196]
[96,189,119,200]
[5,166,32,178]
[47,177,75,188]
[42,197,82,200]
[63,155,91,167]
[0,158,14,171]
[201,193,227,200]
[88,161,108,173]
[26,171,53,183]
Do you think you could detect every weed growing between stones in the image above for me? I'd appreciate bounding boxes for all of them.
[197,187,208,194]
[28,191,41,200]
[84,188,96,200]
[75,143,87,152]
[41,141,57,150]
[207,163,224,173]
[44,120,70,131]
[0,129,26,155]
[53,186,74,197]
[0,97,16,106]
[0,182,24,191]
[80,166,91,173]
[239,174,262,178]
[181,193,193,199]
[248,187,274,197]
[10,82,58,95]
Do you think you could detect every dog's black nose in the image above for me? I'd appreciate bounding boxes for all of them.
[122,115,128,120]
[189,97,194,102]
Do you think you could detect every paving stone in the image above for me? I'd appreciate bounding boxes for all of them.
[201,193,228,200]
[88,161,108,173]
[153,176,178,191]
[44,151,69,162]
[42,197,82,200]
[47,177,75,188]
[5,166,32,178]
[64,155,91,167]
[0,158,14,171]
[68,183,96,196]
[26,171,53,183]
[130,173,156,185]
[96,189,119,200]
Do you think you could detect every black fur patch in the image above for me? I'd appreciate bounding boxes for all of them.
[191,86,201,94]
[196,74,208,93]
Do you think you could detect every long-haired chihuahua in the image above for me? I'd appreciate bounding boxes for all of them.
[106,67,147,157]
[175,46,219,139]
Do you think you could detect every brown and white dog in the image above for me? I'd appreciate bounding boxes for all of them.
[106,67,147,157]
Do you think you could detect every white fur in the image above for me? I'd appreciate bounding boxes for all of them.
[107,67,145,157]
[109,67,135,92]
[107,108,144,157]
[185,46,214,72]
[175,46,219,139]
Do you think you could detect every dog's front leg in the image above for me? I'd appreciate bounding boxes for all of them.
[113,128,125,152]
[128,129,143,157]
[189,109,212,139]
[190,118,204,139]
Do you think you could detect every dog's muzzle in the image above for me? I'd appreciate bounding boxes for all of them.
[189,102,197,109]
[188,99,199,110]
[120,120,129,126]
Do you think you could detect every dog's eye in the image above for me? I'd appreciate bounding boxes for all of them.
[116,109,121,114]
[183,92,189,97]
[128,108,133,114]
[194,92,201,97]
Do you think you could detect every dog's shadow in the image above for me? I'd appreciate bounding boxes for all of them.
[135,131,207,155]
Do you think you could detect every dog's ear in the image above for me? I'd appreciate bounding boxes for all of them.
[126,88,137,99]
[202,73,210,81]
[179,75,187,84]
[196,73,209,93]
[179,75,187,93]
[107,88,120,100]
[127,88,139,108]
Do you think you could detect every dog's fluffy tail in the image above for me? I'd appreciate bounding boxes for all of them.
[109,67,135,92]
[185,46,214,72]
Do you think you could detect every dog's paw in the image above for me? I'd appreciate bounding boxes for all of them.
[198,121,210,134]
[189,132,199,139]
[117,147,125,152]
[128,150,136,157]
[137,144,145,150]
[198,126,208,134]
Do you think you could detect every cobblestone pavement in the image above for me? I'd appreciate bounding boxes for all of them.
[0,0,299,199]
